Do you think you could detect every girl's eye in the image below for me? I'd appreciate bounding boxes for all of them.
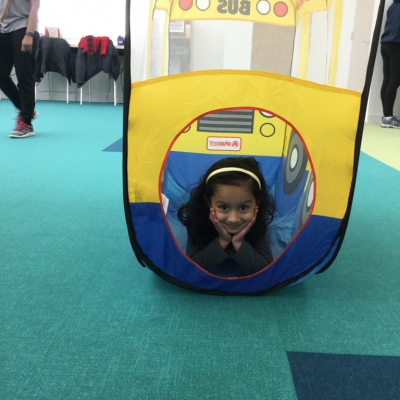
[219,205,228,211]
[240,205,249,211]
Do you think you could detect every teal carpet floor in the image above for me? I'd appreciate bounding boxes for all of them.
[1,100,399,399]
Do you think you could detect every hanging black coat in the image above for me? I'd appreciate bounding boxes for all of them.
[34,36,76,84]
[75,40,120,88]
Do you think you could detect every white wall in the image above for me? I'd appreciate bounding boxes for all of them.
[335,1,357,89]
[38,0,126,43]
[191,20,253,71]
[307,11,328,85]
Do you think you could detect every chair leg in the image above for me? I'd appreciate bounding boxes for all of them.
[48,73,51,101]
[80,87,82,105]
[114,80,116,106]
[66,80,69,104]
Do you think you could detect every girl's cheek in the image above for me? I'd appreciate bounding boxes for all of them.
[215,211,224,219]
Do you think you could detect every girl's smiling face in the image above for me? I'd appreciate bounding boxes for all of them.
[209,183,257,235]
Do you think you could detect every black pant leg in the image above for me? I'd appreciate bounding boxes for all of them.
[380,45,390,115]
[0,31,21,110]
[11,28,38,124]
[381,43,400,117]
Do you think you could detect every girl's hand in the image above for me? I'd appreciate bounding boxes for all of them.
[231,207,258,252]
[209,208,231,249]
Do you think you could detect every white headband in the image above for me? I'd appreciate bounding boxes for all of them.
[206,167,262,190]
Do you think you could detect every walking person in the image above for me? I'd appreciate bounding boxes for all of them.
[0,0,40,138]
[380,0,400,128]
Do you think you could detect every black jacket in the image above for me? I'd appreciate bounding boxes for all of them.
[186,233,273,277]
[381,2,400,45]
[75,40,120,88]
[34,36,76,84]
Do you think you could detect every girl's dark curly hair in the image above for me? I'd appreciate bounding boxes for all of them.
[177,157,275,247]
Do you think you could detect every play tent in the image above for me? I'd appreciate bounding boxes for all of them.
[123,0,385,295]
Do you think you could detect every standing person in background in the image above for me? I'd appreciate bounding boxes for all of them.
[380,0,400,129]
[0,0,40,138]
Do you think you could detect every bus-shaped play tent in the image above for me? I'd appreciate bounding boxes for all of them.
[123,0,385,295]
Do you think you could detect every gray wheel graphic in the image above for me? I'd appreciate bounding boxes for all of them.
[299,174,314,227]
[283,130,307,195]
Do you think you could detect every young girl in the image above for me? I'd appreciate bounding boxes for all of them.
[177,157,275,277]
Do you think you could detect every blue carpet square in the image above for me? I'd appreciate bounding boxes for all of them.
[103,138,122,152]
[287,352,400,400]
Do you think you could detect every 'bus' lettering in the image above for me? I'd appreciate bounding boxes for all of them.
[239,0,250,15]
[217,0,227,13]
[217,0,250,15]
[228,0,238,14]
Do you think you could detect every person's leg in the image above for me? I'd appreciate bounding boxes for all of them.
[0,32,22,110]
[381,43,400,117]
[11,28,38,125]
[380,44,390,116]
